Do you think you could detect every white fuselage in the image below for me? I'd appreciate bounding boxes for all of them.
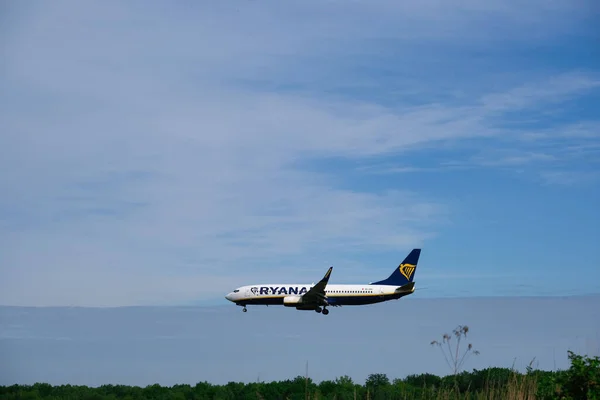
[225,248,421,313]
[225,283,406,306]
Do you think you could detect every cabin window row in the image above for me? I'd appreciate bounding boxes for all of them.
[325,290,373,294]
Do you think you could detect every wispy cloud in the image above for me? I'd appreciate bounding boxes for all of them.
[480,72,600,112]
[353,76,599,178]
[540,170,600,186]
[0,0,598,306]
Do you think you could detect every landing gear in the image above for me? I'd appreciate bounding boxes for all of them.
[242,306,247,312]
[315,306,329,315]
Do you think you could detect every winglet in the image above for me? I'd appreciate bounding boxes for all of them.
[320,266,333,284]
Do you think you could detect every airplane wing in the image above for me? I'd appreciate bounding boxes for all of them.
[394,281,415,294]
[301,266,333,306]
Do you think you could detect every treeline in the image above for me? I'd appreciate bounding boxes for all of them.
[1,351,598,400]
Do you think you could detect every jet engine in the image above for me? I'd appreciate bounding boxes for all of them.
[283,295,303,307]
[283,295,324,310]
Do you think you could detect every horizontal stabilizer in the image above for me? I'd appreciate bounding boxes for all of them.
[395,281,415,293]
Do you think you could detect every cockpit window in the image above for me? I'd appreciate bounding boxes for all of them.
[233,289,239,293]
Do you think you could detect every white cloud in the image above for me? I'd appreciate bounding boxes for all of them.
[480,72,600,112]
[0,0,597,306]
[540,170,600,186]
[469,152,557,167]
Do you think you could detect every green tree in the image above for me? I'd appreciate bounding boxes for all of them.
[555,351,600,400]
[333,375,355,400]
[365,373,389,388]
[403,373,442,389]
[365,373,389,399]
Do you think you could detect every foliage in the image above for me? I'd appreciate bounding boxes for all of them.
[552,351,600,400]
[2,351,599,399]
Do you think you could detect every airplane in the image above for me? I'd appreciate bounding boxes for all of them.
[225,248,421,315]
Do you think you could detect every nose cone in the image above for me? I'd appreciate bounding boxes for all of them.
[225,292,234,302]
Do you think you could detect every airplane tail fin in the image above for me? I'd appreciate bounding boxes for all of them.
[371,248,421,286]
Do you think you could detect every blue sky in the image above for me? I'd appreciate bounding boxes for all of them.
[1,0,599,306]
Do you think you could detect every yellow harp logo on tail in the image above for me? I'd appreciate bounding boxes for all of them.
[399,263,416,281]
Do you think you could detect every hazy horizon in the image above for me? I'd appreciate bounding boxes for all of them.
[2,295,599,387]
